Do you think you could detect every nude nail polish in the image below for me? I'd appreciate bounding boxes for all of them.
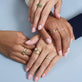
[28,74,32,79]
[38,25,42,30]
[32,27,36,32]
[67,48,70,53]
[64,52,68,57]
[42,73,46,77]
[46,39,52,44]
[34,77,38,81]
[26,68,29,72]
[59,50,62,56]
[71,39,73,43]
[25,40,31,44]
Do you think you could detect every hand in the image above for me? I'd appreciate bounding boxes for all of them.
[25,35,62,81]
[39,16,74,56]
[0,31,35,64]
[28,0,62,32]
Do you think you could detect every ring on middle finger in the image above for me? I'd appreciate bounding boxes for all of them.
[34,48,40,55]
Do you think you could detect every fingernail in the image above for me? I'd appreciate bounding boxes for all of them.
[64,52,68,57]
[58,13,60,18]
[26,68,29,72]
[25,40,31,44]
[42,73,46,78]
[46,38,52,44]
[38,25,42,30]
[32,27,36,32]
[67,48,70,53]
[59,50,62,56]
[34,77,38,81]
[28,74,32,79]
[28,18,31,22]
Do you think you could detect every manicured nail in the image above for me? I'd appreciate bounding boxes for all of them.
[26,68,29,72]
[46,38,52,44]
[38,25,42,30]
[59,50,62,56]
[71,39,73,43]
[42,73,46,78]
[34,77,38,81]
[32,27,36,32]
[67,48,70,53]
[25,40,31,44]
[58,13,60,18]
[28,74,32,79]
[64,52,68,57]
[28,18,31,22]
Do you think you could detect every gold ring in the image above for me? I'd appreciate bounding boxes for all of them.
[22,48,28,55]
[46,57,52,61]
[52,28,65,34]
[52,28,58,34]
[34,48,40,55]
[37,3,42,8]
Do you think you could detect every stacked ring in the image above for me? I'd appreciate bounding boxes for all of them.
[34,48,40,55]
[37,3,42,8]
[46,57,52,61]
[22,48,28,56]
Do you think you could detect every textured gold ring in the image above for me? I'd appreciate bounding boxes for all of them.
[34,48,40,55]
[22,48,28,55]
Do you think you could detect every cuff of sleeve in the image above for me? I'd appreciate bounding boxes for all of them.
[68,14,82,39]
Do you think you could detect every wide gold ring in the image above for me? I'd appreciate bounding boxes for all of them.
[22,48,28,55]
[34,48,40,55]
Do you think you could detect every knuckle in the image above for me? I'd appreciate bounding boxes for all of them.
[35,10,39,17]
[35,62,40,67]
[31,7,36,13]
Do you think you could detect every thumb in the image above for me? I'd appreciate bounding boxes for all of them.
[54,0,62,19]
[25,35,40,45]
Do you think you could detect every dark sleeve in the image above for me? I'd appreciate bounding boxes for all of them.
[68,13,82,39]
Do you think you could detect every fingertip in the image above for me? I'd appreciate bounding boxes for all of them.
[38,25,43,30]
[46,38,52,44]
[32,27,36,33]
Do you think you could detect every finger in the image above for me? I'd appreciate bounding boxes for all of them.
[12,52,30,61]
[14,45,32,55]
[28,0,34,22]
[32,0,47,32]
[10,55,27,64]
[34,52,56,81]
[42,55,62,77]
[39,28,52,44]
[37,2,54,30]
[30,0,39,27]
[27,49,49,80]
[25,43,42,72]
[23,44,35,49]
[54,0,62,18]
[25,35,40,45]
[58,25,70,57]
[48,27,62,56]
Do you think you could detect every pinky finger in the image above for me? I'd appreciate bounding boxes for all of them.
[42,55,62,77]
[11,56,26,64]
